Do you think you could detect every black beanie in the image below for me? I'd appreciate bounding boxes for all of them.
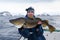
[26,7,34,12]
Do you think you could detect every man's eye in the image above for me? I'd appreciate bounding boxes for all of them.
[27,11,34,13]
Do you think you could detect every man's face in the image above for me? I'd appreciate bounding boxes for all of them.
[27,11,34,18]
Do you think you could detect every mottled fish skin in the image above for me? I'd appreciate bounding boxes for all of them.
[9,17,25,28]
[9,17,55,33]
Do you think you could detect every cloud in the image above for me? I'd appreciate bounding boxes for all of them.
[0,0,55,3]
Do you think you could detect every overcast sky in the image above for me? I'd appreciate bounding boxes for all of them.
[0,0,60,15]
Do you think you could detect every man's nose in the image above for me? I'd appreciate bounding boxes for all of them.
[29,13,33,14]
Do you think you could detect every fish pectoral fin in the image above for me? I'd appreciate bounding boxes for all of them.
[15,24,24,28]
[42,24,47,27]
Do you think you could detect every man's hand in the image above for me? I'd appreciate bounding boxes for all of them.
[37,21,42,24]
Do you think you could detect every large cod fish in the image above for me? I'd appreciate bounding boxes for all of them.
[9,17,55,33]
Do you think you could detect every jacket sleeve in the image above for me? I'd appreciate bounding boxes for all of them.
[18,27,30,38]
[35,24,44,37]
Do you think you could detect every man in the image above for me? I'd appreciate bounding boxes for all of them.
[18,7,46,40]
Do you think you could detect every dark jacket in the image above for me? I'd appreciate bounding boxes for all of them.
[18,16,46,40]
